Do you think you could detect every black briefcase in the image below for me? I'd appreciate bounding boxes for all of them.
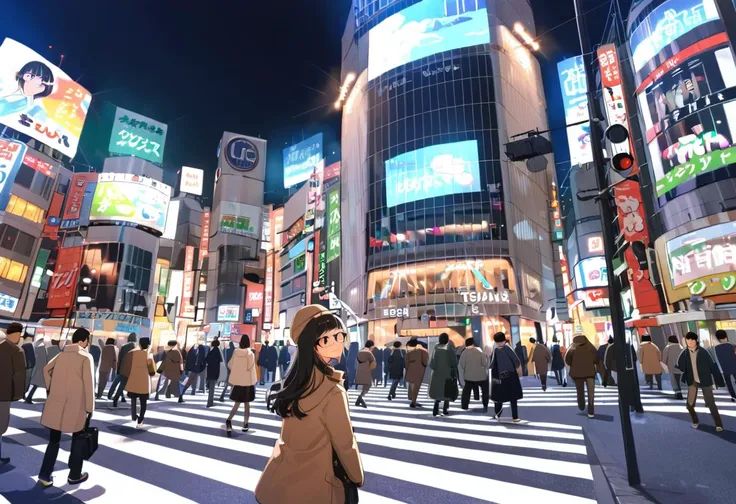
[80,426,99,460]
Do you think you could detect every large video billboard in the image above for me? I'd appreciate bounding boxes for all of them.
[218,201,262,239]
[557,55,592,166]
[90,173,172,234]
[0,38,91,158]
[666,221,736,288]
[108,106,167,164]
[385,140,481,208]
[367,0,490,80]
[283,133,323,188]
[630,0,720,72]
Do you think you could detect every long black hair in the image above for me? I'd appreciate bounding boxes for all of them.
[268,313,344,419]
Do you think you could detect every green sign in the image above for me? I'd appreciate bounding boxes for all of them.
[31,249,51,289]
[109,106,168,164]
[158,267,169,297]
[327,187,341,263]
[294,254,306,273]
[656,145,736,196]
[318,251,326,289]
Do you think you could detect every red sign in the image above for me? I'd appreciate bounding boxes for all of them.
[244,280,264,311]
[62,173,97,221]
[179,246,196,318]
[230,323,256,343]
[47,246,84,310]
[598,46,621,88]
[23,153,54,177]
[323,162,341,181]
[198,209,210,265]
[42,192,65,240]
[264,253,274,324]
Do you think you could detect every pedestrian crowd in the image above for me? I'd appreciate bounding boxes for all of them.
[2,309,736,502]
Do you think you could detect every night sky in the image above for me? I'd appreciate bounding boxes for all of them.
[1,0,631,204]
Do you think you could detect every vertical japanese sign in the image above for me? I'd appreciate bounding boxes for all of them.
[597,44,662,315]
[264,253,274,324]
[61,172,98,228]
[42,191,65,240]
[0,39,91,158]
[31,249,51,289]
[304,162,324,234]
[180,245,196,318]
[158,267,169,297]
[0,139,27,211]
[326,187,341,263]
[557,56,592,166]
[198,209,211,265]
[47,246,84,310]
[109,106,167,164]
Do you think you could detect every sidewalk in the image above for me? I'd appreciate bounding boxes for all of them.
[518,374,736,503]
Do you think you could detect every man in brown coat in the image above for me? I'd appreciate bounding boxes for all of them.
[565,334,600,418]
[38,328,95,487]
[155,341,183,401]
[0,322,26,465]
[530,338,552,391]
[97,338,118,399]
[405,338,429,408]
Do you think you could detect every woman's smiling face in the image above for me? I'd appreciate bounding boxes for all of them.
[22,73,47,96]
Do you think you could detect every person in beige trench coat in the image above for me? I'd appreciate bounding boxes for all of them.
[638,334,663,390]
[122,337,156,428]
[38,328,95,487]
[256,305,364,504]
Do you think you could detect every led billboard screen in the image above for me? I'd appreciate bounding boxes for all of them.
[108,106,167,164]
[666,221,736,287]
[219,201,262,239]
[90,173,172,234]
[574,256,608,289]
[283,133,323,188]
[367,0,490,80]
[385,140,481,208]
[0,38,91,158]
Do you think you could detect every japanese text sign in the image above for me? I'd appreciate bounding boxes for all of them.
[47,246,83,310]
[666,221,736,287]
[109,106,167,164]
[0,139,27,212]
[180,166,203,196]
[199,209,210,264]
[327,187,341,263]
[283,133,323,188]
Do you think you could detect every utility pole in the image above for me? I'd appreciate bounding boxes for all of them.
[573,0,641,487]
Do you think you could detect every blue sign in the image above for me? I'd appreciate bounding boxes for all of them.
[0,140,27,212]
[557,56,588,125]
[385,140,481,208]
[283,133,323,188]
[115,323,140,334]
[367,0,490,81]
[60,219,80,230]
[630,0,721,72]
[0,292,19,313]
[226,137,259,171]
[245,309,253,323]
[79,182,96,227]
[46,216,61,226]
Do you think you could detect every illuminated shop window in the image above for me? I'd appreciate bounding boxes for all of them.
[6,194,44,224]
[0,255,28,283]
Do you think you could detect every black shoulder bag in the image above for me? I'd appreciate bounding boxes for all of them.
[333,448,359,504]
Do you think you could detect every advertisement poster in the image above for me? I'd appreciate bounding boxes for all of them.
[217,305,239,322]
[108,106,167,164]
[47,246,84,310]
[283,133,323,188]
[327,187,341,263]
[557,55,589,125]
[245,280,264,311]
[179,245,195,318]
[198,209,210,264]
[218,201,262,239]
[180,166,204,196]
[574,256,608,289]
[368,0,490,80]
[0,139,27,211]
[629,0,720,72]
[385,140,481,208]
[90,172,172,234]
[0,39,91,158]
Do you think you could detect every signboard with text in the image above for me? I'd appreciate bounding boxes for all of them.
[47,246,84,310]
[179,245,196,318]
[0,139,27,212]
[283,133,323,188]
[180,166,204,196]
[199,209,211,264]
[109,106,167,164]
[326,187,341,263]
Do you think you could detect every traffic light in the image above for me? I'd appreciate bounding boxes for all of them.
[464,317,471,326]
[605,124,636,174]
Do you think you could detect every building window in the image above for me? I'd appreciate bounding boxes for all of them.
[0,255,29,284]
[6,194,44,224]
[14,164,54,200]
[0,223,35,257]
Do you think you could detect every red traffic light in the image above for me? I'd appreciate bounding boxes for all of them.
[612,152,635,172]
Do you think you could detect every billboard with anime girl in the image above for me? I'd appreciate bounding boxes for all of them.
[0,38,91,158]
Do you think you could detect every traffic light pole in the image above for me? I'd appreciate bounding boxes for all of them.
[574,0,641,487]
[714,0,736,60]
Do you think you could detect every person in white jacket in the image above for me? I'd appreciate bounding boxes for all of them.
[225,335,257,436]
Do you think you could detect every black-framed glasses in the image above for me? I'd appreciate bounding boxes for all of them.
[315,331,347,348]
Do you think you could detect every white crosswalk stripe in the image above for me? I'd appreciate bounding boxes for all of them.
[2,383,602,503]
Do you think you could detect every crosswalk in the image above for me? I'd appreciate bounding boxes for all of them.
[0,379,605,504]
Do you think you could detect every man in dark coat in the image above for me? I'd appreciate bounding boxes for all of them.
[21,334,35,396]
[715,330,736,401]
[1,323,26,465]
[604,340,643,412]
[278,343,291,380]
[109,333,138,407]
[386,342,405,401]
[258,341,272,385]
[677,332,725,431]
[219,341,237,402]
[514,342,528,376]
[597,337,616,386]
[205,340,223,407]
[565,334,600,417]
[182,343,208,395]
[265,342,278,382]
[383,346,391,387]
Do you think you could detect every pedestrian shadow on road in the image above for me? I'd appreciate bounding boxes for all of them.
[698,425,736,444]
[577,412,615,422]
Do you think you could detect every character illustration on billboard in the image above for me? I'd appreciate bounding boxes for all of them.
[0,61,55,118]
[577,124,591,152]
[615,195,645,237]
